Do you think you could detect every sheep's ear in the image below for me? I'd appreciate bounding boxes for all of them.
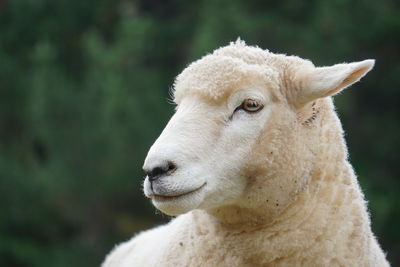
[296,59,375,106]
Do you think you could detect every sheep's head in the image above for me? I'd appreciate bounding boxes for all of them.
[143,40,374,217]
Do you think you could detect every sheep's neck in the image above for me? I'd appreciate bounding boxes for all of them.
[203,149,362,235]
[190,162,369,266]
[199,160,365,255]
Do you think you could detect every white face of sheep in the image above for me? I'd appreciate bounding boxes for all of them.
[143,89,272,215]
[142,48,374,216]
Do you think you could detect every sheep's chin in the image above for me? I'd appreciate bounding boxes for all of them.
[151,185,206,216]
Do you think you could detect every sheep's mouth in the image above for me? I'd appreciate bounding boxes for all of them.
[151,183,206,202]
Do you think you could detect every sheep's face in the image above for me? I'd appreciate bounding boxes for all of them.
[143,89,276,216]
[142,50,281,215]
[142,41,374,216]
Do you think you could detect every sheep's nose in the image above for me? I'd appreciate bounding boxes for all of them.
[144,161,177,182]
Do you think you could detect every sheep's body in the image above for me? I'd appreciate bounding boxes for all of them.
[103,41,389,266]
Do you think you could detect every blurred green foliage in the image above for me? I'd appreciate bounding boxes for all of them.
[0,0,399,266]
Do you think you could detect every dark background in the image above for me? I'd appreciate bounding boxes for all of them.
[0,0,399,266]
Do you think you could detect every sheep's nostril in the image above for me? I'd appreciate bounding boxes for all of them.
[167,161,177,173]
[146,161,177,182]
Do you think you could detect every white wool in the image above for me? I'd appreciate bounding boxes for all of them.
[103,40,389,267]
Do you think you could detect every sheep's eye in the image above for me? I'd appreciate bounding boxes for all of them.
[241,99,263,113]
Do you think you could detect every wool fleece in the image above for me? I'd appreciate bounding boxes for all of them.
[103,40,390,267]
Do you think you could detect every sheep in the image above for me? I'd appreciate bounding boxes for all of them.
[102,39,390,267]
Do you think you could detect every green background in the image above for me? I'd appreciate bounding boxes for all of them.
[0,0,399,266]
